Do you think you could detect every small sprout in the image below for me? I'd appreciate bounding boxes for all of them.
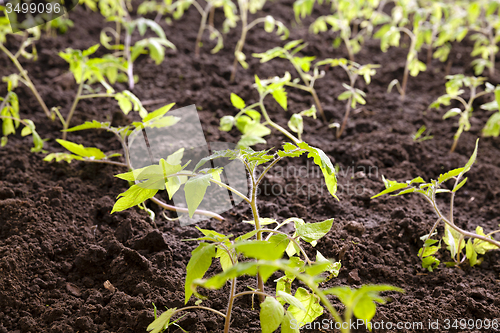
[412,125,433,142]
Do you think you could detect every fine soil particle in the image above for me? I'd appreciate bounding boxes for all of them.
[1,0,500,332]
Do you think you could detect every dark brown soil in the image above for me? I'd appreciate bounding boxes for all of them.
[1,0,500,332]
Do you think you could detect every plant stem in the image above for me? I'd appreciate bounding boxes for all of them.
[0,43,51,119]
[230,0,248,82]
[489,29,496,76]
[124,27,134,90]
[419,218,441,260]
[171,305,226,319]
[250,187,265,303]
[223,278,236,333]
[233,290,273,299]
[424,194,500,248]
[259,95,301,145]
[193,1,211,57]
[337,94,352,139]
[399,27,416,101]
[310,88,327,122]
[62,72,85,140]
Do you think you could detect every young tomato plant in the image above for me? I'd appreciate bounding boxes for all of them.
[0,17,52,119]
[221,74,312,147]
[316,58,378,138]
[45,103,225,221]
[58,44,148,139]
[0,75,44,152]
[374,0,427,100]
[481,90,500,137]
[138,141,399,332]
[169,0,235,57]
[372,140,500,271]
[229,0,289,82]
[418,1,468,67]
[100,2,176,89]
[429,74,499,152]
[467,1,500,76]
[308,0,388,62]
[253,40,330,122]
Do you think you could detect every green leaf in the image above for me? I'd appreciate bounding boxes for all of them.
[421,255,440,272]
[461,139,479,175]
[236,236,288,260]
[281,311,300,333]
[443,108,462,119]
[297,142,337,199]
[231,93,246,109]
[143,103,175,122]
[483,112,500,137]
[147,308,176,333]
[437,167,464,184]
[287,287,323,326]
[288,114,303,135]
[243,218,278,226]
[220,116,235,131]
[371,183,408,199]
[296,219,333,243]
[56,139,106,159]
[184,174,212,218]
[452,177,467,192]
[1,136,7,147]
[82,44,100,57]
[216,247,233,271]
[111,184,158,213]
[65,120,110,132]
[466,239,478,266]
[185,243,216,303]
[272,88,288,110]
[260,297,285,333]
[277,291,307,312]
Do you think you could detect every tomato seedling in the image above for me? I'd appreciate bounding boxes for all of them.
[57,44,147,139]
[45,103,225,221]
[253,40,330,122]
[0,18,52,119]
[0,75,44,152]
[372,140,500,271]
[467,0,500,76]
[316,59,378,138]
[375,0,427,100]
[308,0,388,62]
[221,74,311,147]
[229,0,289,82]
[100,14,176,90]
[430,74,499,152]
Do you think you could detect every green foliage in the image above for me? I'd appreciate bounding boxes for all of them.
[430,74,499,151]
[324,285,404,328]
[309,0,386,61]
[59,44,125,89]
[0,76,44,152]
[372,140,500,270]
[412,125,433,142]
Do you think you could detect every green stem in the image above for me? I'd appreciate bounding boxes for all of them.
[230,0,248,82]
[424,194,500,248]
[0,43,51,119]
[193,1,211,57]
[399,27,416,100]
[78,93,115,100]
[337,94,352,139]
[259,95,301,145]
[171,305,226,319]
[62,71,85,140]
[223,278,237,333]
[233,290,273,299]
